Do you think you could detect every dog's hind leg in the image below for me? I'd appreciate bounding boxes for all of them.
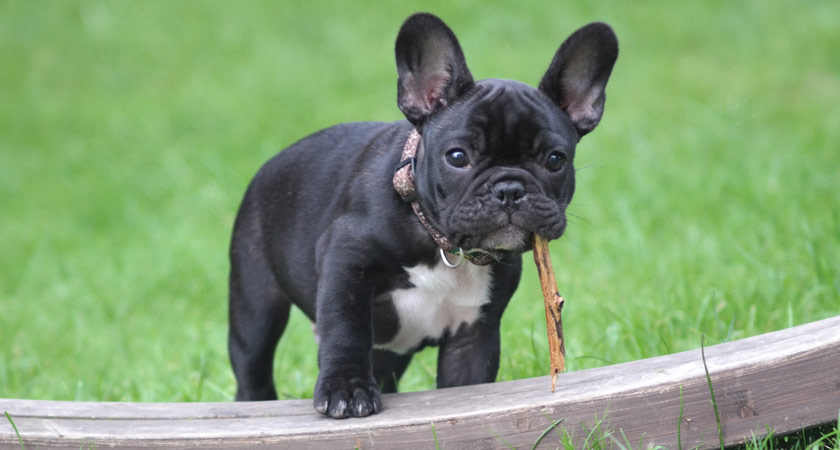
[372,349,413,393]
[228,207,291,401]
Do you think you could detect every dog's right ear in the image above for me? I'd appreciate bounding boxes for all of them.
[395,13,475,127]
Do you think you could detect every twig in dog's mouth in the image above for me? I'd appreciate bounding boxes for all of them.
[532,234,566,392]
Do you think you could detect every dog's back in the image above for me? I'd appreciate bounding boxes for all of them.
[230,121,408,317]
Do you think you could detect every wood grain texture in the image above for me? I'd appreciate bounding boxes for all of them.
[2,316,839,449]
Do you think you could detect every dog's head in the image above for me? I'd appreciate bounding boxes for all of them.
[395,13,618,255]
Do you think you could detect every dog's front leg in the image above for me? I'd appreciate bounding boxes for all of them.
[312,259,382,419]
[436,318,502,388]
[436,259,521,389]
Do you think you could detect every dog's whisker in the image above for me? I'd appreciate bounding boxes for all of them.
[575,162,608,172]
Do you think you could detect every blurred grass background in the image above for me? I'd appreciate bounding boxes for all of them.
[1,0,838,403]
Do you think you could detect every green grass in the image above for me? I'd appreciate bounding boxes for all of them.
[0,0,838,435]
[745,421,840,450]
[529,418,840,450]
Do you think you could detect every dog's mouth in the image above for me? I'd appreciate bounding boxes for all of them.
[480,224,532,252]
[450,206,567,257]
[445,183,568,256]
[456,223,533,258]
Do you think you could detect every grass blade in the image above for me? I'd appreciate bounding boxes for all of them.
[531,415,565,450]
[430,422,442,450]
[4,411,26,450]
[701,335,725,450]
[678,385,684,450]
[492,428,516,450]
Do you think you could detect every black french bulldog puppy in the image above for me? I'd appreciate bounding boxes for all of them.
[228,13,618,418]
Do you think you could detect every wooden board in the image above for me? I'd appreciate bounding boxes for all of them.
[2,315,839,449]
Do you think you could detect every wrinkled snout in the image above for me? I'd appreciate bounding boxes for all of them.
[491,179,526,208]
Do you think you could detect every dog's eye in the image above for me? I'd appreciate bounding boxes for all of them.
[445,148,470,168]
[545,151,567,172]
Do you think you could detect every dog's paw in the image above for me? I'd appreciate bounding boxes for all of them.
[313,373,382,419]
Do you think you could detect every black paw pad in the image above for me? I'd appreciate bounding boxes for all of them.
[313,374,382,419]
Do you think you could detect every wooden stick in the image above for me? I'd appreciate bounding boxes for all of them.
[532,234,566,392]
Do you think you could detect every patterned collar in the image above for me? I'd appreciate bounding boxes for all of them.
[392,129,496,267]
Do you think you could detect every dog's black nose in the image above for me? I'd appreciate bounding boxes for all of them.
[492,180,526,207]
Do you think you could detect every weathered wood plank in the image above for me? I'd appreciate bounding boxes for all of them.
[2,316,839,449]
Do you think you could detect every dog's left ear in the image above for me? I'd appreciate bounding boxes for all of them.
[539,23,619,139]
[395,13,475,127]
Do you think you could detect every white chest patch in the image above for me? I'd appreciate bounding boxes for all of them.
[375,260,493,354]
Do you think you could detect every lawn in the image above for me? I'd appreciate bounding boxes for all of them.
[1,0,837,419]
